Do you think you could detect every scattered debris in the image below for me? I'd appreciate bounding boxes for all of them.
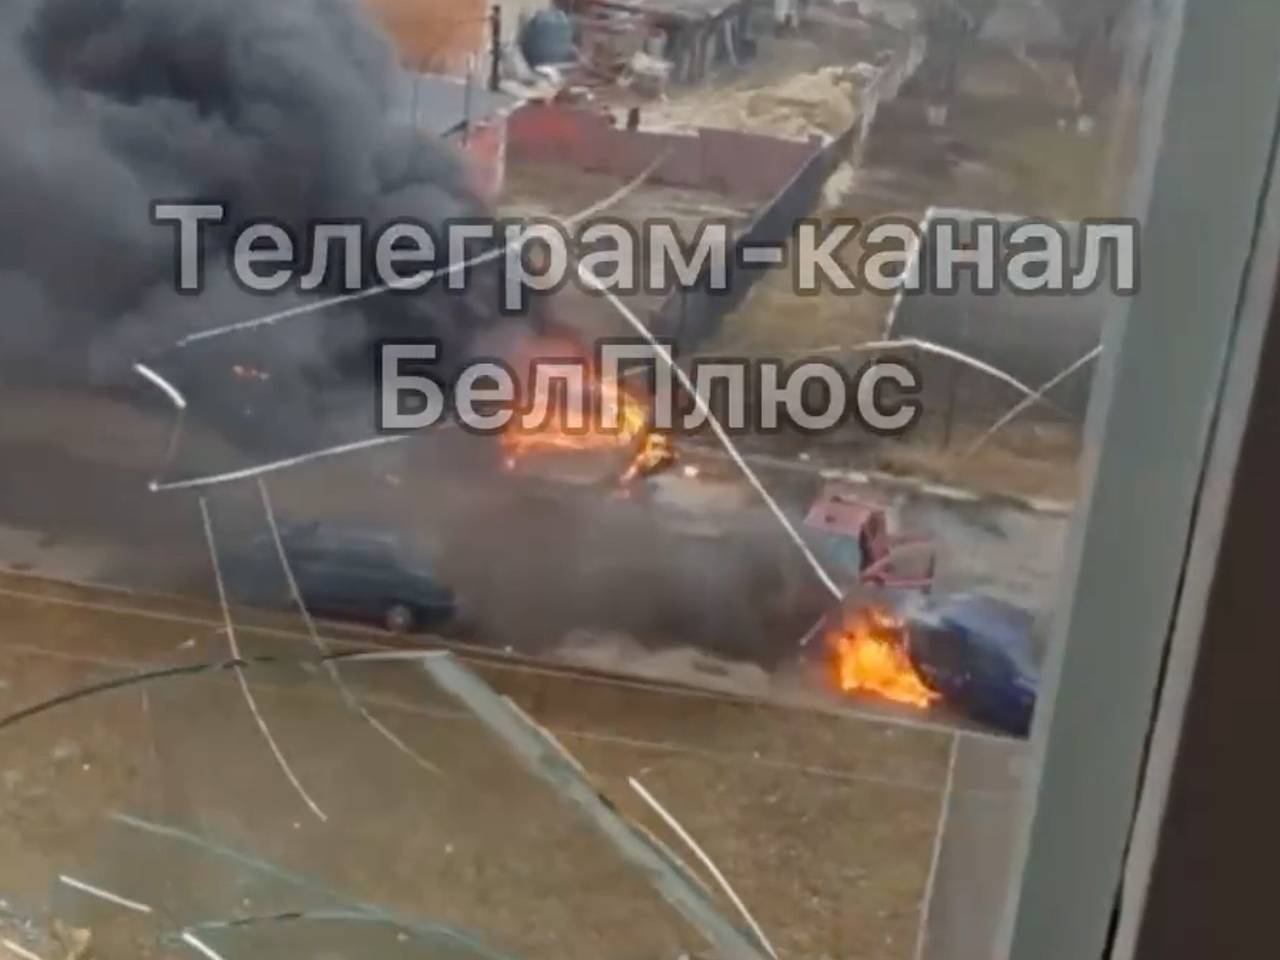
[0,905,54,960]
[230,364,270,383]
[49,922,90,960]
[645,65,875,140]
[571,0,755,86]
[49,742,79,765]
[623,51,674,98]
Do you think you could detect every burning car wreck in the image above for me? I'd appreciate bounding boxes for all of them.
[904,592,1041,738]
[822,591,1041,737]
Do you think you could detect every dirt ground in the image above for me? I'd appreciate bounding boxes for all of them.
[696,43,1112,503]
[0,572,956,960]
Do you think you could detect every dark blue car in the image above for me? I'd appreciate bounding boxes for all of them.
[226,522,457,634]
[903,593,1041,737]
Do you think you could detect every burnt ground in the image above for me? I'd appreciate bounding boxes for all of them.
[0,572,958,960]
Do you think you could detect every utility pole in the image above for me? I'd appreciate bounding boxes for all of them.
[489,4,502,92]
[463,56,475,146]
[411,57,422,128]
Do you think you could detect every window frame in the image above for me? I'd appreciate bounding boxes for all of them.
[996,1,1280,957]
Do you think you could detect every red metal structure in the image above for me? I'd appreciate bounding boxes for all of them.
[803,483,936,591]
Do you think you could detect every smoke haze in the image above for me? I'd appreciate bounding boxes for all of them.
[1,0,502,453]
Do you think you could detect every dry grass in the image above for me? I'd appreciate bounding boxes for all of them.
[0,574,952,960]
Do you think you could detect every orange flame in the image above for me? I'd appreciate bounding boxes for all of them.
[620,431,676,485]
[499,337,668,482]
[830,608,940,710]
[232,364,270,382]
[501,370,648,466]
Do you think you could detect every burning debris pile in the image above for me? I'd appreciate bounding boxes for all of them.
[501,360,647,467]
[498,337,677,487]
[620,430,676,484]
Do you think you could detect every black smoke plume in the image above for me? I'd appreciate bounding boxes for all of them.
[1,0,507,457]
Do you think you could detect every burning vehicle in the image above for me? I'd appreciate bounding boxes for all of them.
[904,592,1041,737]
[800,485,1039,736]
[828,604,943,711]
[826,591,1041,737]
[497,336,680,490]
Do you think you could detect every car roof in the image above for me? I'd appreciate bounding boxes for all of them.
[262,521,400,556]
[911,593,1040,679]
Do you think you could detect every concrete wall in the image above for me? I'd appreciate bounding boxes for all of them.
[648,35,929,347]
[498,0,548,31]
[855,32,927,161]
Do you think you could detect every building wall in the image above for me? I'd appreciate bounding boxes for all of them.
[497,0,547,32]
[364,0,488,75]
[364,0,549,77]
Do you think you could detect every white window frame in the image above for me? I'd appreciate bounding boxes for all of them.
[997,0,1280,957]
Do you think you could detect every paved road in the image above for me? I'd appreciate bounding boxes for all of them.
[0,385,1067,631]
[0,384,1056,960]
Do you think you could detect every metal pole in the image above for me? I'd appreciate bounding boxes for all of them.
[411,60,421,128]
[463,63,474,146]
[489,4,502,92]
